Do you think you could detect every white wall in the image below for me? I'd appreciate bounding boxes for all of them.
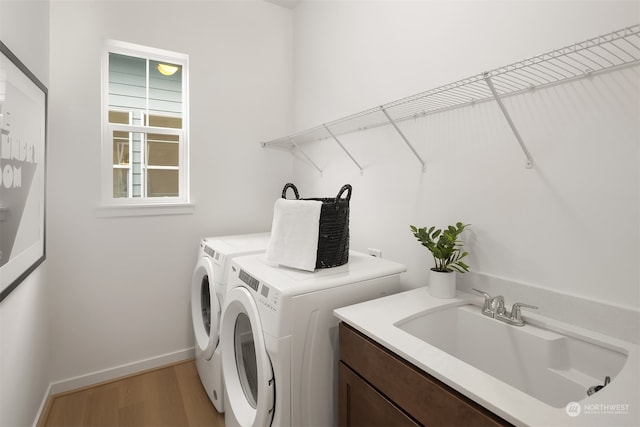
[48,0,293,384]
[2,1,637,423]
[0,1,51,426]
[291,1,640,312]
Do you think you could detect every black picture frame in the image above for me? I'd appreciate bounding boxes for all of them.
[0,41,47,303]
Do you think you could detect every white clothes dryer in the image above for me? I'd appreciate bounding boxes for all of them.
[191,233,270,413]
[220,251,406,427]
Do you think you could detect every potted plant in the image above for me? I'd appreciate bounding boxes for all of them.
[410,222,470,298]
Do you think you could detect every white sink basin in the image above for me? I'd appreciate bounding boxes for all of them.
[395,304,628,408]
[335,288,640,426]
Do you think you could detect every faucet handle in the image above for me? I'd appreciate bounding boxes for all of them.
[494,298,507,316]
[472,288,491,299]
[510,303,538,322]
[472,289,493,317]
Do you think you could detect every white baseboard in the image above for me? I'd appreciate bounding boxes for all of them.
[33,347,195,427]
[32,382,53,427]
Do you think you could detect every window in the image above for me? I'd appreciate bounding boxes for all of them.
[101,41,189,211]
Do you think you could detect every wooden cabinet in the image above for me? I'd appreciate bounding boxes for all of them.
[338,322,512,427]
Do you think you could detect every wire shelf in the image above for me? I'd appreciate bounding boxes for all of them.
[262,25,640,170]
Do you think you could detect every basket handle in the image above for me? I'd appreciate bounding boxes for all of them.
[335,184,352,202]
[282,183,300,199]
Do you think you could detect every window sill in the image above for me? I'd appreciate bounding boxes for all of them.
[96,202,195,218]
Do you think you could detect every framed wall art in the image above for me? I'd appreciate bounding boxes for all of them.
[0,41,47,303]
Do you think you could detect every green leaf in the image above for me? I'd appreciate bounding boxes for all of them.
[410,222,471,273]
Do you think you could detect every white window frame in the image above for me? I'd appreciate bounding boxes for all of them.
[99,40,192,216]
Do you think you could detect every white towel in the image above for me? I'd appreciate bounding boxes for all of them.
[266,198,322,271]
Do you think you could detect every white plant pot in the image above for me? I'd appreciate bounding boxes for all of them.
[429,269,456,299]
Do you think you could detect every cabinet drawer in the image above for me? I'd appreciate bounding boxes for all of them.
[339,362,419,427]
[339,322,510,426]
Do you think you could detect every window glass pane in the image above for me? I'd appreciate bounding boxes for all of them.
[129,132,144,198]
[149,114,182,129]
[109,53,146,113]
[147,134,179,167]
[149,60,182,123]
[147,169,178,197]
[113,131,129,165]
[113,169,129,198]
[109,110,129,125]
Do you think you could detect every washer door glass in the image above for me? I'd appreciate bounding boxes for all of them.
[234,312,258,408]
[221,286,275,427]
[201,275,212,336]
[191,257,220,359]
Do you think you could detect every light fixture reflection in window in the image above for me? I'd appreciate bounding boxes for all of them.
[157,63,179,76]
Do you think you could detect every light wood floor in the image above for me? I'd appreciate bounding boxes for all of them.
[40,360,225,427]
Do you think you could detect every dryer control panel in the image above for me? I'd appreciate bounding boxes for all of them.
[239,269,280,312]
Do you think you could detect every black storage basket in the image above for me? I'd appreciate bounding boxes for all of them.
[282,183,351,269]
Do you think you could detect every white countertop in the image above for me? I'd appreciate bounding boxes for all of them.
[334,287,640,427]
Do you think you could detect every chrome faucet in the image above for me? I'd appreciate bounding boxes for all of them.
[496,302,538,327]
[472,289,494,317]
[473,289,505,318]
[472,289,538,326]
[490,295,506,317]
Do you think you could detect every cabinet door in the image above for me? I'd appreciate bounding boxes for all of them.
[339,362,419,427]
[339,323,511,427]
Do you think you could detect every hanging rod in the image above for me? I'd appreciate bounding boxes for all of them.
[261,25,640,169]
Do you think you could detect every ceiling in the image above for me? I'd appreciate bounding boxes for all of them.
[264,0,301,9]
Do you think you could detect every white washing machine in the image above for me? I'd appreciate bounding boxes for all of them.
[191,233,271,413]
[220,251,406,427]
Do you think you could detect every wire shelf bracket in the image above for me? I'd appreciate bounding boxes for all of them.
[324,124,364,175]
[293,139,323,176]
[380,106,427,172]
[483,73,534,169]
[261,25,640,173]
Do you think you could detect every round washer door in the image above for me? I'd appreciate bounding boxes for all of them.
[221,286,275,427]
[191,256,221,360]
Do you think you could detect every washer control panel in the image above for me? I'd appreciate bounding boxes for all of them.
[239,269,260,291]
[239,269,280,312]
